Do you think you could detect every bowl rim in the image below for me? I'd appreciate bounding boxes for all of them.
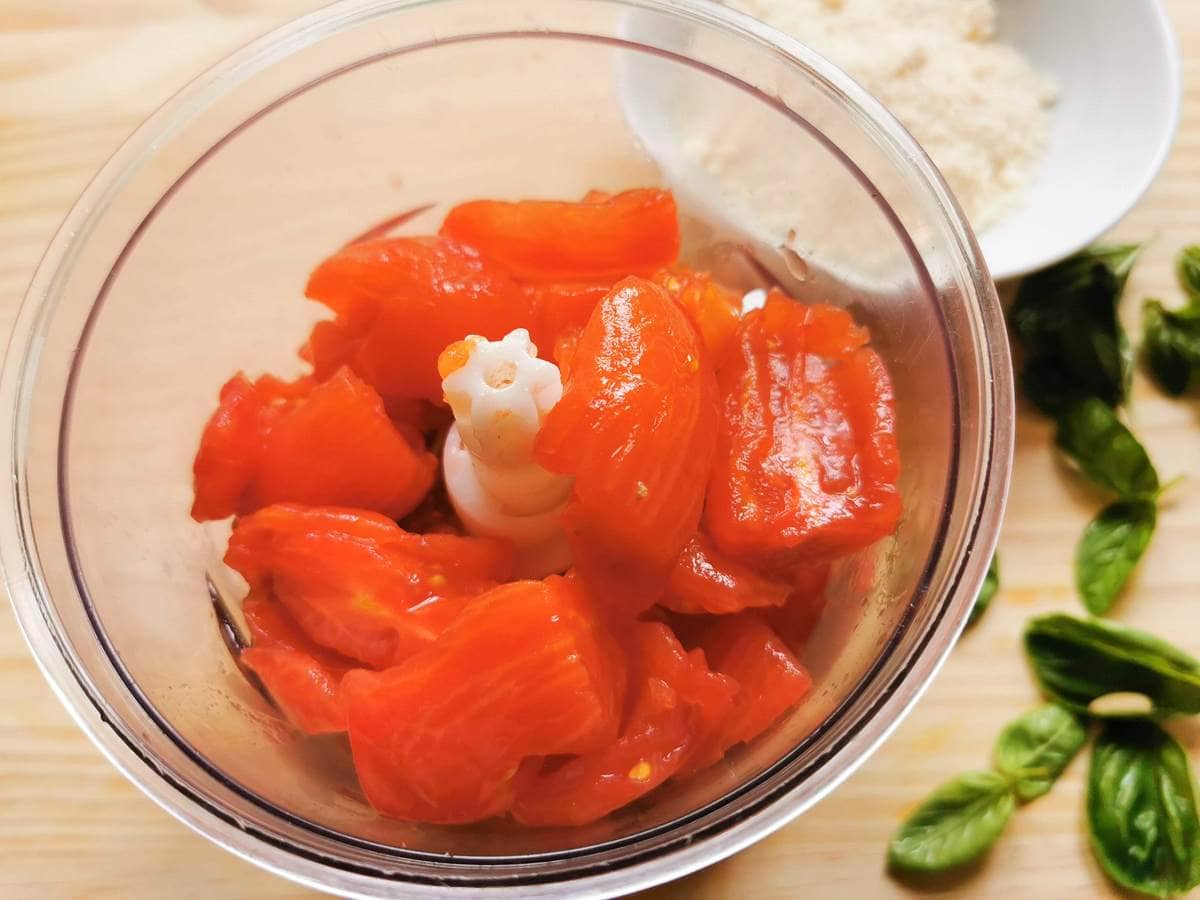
[0,0,1013,896]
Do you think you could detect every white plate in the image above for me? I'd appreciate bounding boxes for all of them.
[984,0,1181,280]
[619,0,1182,283]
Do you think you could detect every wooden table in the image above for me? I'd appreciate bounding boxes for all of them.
[2,2,1197,897]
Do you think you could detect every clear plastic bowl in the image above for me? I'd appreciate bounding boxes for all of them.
[0,0,1012,896]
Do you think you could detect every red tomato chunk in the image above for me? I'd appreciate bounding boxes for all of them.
[189,188,901,829]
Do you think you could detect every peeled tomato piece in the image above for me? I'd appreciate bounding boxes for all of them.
[253,368,437,519]
[190,367,437,522]
[534,276,719,615]
[240,593,357,735]
[226,504,514,668]
[652,267,742,363]
[342,576,625,824]
[661,534,793,616]
[303,236,536,402]
[677,615,812,777]
[512,621,735,827]
[440,188,681,283]
[766,563,833,656]
[704,292,901,567]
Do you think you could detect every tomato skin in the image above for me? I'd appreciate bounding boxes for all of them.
[342,576,625,825]
[535,277,719,615]
[704,292,901,567]
[661,534,793,616]
[511,621,734,827]
[304,236,535,402]
[191,367,437,521]
[440,189,680,283]
[226,504,513,668]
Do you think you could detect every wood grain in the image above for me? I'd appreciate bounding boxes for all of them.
[1,2,1198,897]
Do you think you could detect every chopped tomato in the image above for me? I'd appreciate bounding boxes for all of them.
[512,621,734,826]
[191,367,436,521]
[679,615,812,776]
[631,622,737,751]
[535,277,718,615]
[227,504,513,668]
[511,678,688,827]
[191,373,308,520]
[440,189,680,282]
[301,318,361,381]
[252,368,436,518]
[191,189,905,829]
[304,236,535,401]
[661,534,792,615]
[342,576,625,824]
[240,594,357,735]
[653,267,742,363]
[705,291,901,566]
[766,563,833,655]
[240,645,349,735]
[528,281,613,358]
[756,288,871,357]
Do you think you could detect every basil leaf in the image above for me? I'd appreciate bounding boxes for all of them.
[1010,244,1141,412]
[1076,500,1156,615]
[1143,299,1200,397]
[1019,357,1087,416]
[888,771,1015,873]
[1088,720,1200,898]
[1024,613,1200,717]
[1055,397,1159,499]
[967,554,999,627]
[993,704,1088,802]
[1176,244,1200,303]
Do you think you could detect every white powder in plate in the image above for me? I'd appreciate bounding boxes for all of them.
[725,0,1056,228]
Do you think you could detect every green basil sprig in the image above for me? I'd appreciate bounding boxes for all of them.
[1024,614,1200,717]
[1053,398,1166,614]
[1075,501,1156,615]
[1010,244,1140,414]
[1176,244,1200,301]
[1142,248,1200,397]
[1088,720,1200,898]
[888,771,1016,873]
[1008,245,1168,616]
[1143,298,1200,396]
[967,554,999,628]
[1055,398,1159,499]
[993,704,1088,802]
[889,704,1085,875]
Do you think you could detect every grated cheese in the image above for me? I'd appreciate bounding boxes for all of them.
[725,0,1056,228]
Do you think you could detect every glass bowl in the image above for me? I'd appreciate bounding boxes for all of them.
[0,0,1012,895]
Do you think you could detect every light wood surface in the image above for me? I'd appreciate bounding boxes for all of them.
[2,2,1198,897]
